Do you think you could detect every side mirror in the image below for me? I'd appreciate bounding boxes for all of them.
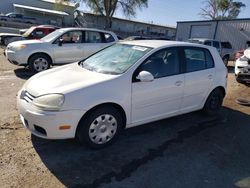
[136,71,154,82]
[58,38,63,46]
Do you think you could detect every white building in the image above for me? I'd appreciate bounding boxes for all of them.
[176,19,250,50]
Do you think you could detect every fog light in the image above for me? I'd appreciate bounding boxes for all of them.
[59,125,71,130]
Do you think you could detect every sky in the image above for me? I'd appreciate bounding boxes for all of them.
[79,0,250,27]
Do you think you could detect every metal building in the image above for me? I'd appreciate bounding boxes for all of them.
[0,0,78,26]
[75,11,176,39]
[176,19,250,50]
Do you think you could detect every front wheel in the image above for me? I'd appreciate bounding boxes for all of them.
[28,54,51,73]
[76,106,123,149]
[203,89,224,116]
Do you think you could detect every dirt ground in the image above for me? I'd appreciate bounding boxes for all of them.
[0,47,250,188]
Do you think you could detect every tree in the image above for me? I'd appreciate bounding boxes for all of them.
[73,0,148,28]
[200,0,246,20]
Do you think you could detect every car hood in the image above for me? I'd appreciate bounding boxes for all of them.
[0,33,22,37]
[24,63,118,96]
[9,39,43,46]
[244,48,250,59]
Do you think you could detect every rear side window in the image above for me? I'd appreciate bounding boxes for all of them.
[85,31,102,43]
[104,33,115,43]
[184,47,214,72]
[204,41,212,46]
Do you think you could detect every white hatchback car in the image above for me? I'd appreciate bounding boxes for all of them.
[5,28,118,72]
[17,40,227,148]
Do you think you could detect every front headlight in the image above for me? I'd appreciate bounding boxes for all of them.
[33,94,65,111]
[12,44,27,51]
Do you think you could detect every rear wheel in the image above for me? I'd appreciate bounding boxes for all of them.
[76,106,123,149]
[28,54,51,73]
[203,89,224,116]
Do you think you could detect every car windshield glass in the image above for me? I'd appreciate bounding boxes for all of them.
[80,43,152,75]
[40,29,63,42]
[22,27,35,37]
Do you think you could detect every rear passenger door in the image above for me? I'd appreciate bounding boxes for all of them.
[181,47,215,113]
[83,31,115,58]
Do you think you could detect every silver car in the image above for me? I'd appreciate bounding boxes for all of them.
[5,28,118,72]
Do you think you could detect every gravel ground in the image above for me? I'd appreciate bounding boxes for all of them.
[0,47,249,188]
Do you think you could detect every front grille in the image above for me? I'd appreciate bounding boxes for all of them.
[20,90,35,103]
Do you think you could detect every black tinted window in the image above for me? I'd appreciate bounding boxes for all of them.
[221,42,232,49]
[184,47,214,72]
[213,41,220,49]
[139,48,180,78]
[204,41,212,46]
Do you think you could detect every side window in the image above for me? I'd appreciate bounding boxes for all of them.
[204,41,212,46]
[104,33,115,43]
[60,31,83,44]
[205,50,214,68]
[213,41,220,49]
[137,48,180,79]
[85,31,102,43]
[184,47,214,72]
[32,29,45,38]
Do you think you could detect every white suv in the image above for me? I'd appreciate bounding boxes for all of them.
[5,28,118,72]
[17,40,227,148]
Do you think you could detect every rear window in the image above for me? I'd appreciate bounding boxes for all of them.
[221,42,232,49]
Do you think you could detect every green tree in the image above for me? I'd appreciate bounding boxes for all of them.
[200,0,246,20]
[72,0,148,28]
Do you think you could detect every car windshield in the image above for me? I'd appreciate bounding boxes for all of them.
[40,29,64,42]
[80,43,152,75]
[22,27,35,37]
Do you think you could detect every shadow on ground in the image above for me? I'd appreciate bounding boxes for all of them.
[14,68,35,80]
[32,107,250,188]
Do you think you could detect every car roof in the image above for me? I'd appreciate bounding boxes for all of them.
[58,27,116,35]
[120,40,211,49]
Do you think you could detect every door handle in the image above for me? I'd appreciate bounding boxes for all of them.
[208,75,213,79]
[175,81,182,86]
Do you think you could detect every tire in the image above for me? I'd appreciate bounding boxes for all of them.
[28,54,51,73]
[76,106,123,149]
[222,56,229,66]
[203,89,224,116]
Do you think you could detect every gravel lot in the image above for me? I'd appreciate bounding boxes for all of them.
[0,47,250,188]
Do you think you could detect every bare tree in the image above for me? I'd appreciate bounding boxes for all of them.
[71,0,148,28]
[200,0,246,20]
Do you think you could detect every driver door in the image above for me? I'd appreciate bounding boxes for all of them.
[53,30,84,64]
[131,47,184,123]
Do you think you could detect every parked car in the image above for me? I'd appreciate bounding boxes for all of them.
[234,41,250,60]
[124,36,170,41]
[188,38,234,66]
[17,40,227,148]
[235,48,250,84]
[0,12,36,24]
[0,33,21,45]
[1,25,59,46]
[5,27,118,72]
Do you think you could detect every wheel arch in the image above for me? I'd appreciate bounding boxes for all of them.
[76,102,127,134]
[28,52,53,65]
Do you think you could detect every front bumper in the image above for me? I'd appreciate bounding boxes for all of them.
[236,72,250,83]
[17,91,86,139]
[5,48,28,66]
